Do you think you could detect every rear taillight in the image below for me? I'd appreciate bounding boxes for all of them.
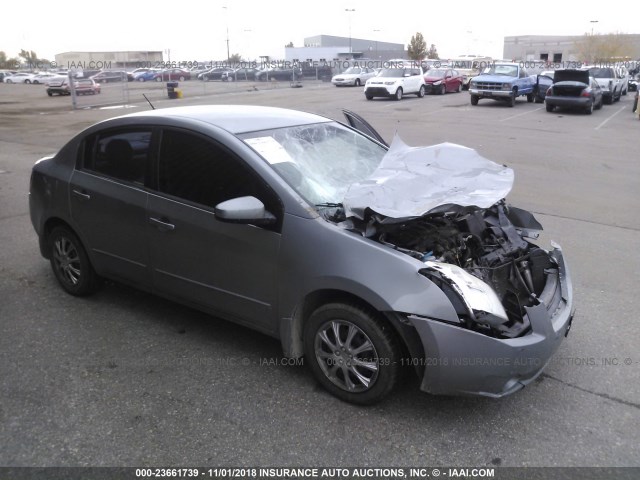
[581,89,591,97]
[546,87,553,96]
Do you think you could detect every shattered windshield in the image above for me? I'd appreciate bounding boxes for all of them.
[240,122,387,205]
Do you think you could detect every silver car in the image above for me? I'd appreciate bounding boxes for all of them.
[29,105,574,404]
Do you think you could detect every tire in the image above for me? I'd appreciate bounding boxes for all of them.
[416,85,425,98]
[33,80,40,84]
[155,76,162,82]
[47,91,52,96]
[534,95,543,104]
[527,93,534,103]
[596,96,603,110]
[138,77,145,82]
[604,94,613,105]
[6,79,12,84]
[507,91,516,107]
[440,84,446,95]
[49,226,101,296]
[585,101,593,115]
[365,93,373,100]
[546,103,554,112]
[303,302,401,405]
[470,94,479,105]
[355,78,361,87]
[394,88,403,100]
[179,76,185,82]
[457,82,462,93]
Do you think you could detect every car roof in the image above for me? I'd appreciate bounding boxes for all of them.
[122,105,332,134]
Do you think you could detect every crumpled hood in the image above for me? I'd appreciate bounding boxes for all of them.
[343,135,514,222]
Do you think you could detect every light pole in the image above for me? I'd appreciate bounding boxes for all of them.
[223,6,230,61]
[590,20,599,36]
[373,29,381,59]
[345,8,355,56]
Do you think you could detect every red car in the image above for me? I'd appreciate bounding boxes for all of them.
[423,68,463,94]
[46,78,101,96]
[153,69,191,82]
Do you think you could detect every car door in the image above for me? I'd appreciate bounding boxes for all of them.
[146,127,282,330]
[69,128,153,286]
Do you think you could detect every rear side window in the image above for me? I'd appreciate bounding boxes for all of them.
[82,129,152,185]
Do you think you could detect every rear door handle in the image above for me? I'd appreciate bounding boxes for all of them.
[149,217,175,231]
[72,189,91,201]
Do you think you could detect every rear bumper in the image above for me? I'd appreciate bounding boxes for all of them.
[409,244,573,397]
[546,95,591,108]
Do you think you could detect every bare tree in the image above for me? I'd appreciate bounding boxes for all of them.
[574,33,633,63]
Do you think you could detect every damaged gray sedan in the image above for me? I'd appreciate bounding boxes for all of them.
[29,105,574,404]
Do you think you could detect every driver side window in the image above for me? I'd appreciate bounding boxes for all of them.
[157,128,282,228]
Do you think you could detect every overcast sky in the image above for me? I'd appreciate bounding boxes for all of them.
[4,0,636,64]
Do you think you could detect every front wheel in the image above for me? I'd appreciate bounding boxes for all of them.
[457,82,462,93]
[354,78,361,87]
[179,76,185,82]
[440,84,446,95]
[394,88,403,100]
[49,226,101,296]
[365,93,373,100]
[417,85,425,98]
[507,92,516,107]
[303,303,401,405]
[470,94,478,105]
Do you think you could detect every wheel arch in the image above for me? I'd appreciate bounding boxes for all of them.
[280,288,425,378]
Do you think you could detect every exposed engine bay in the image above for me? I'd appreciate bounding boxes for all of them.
[329,201,559,339]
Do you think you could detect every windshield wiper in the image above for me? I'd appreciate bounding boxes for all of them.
[315,202,343,208]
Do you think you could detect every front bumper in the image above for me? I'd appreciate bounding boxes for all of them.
[408,244,574,397]
[332,78,357,86]
[469,88,512,98]
[365,86,394,97]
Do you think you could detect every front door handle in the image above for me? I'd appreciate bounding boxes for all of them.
[149,217,176,232]
[72,189,91,201]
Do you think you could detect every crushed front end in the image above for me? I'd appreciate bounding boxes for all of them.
[343,201,574,397]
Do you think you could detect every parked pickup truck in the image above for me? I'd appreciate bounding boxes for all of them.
[468,63,535,107]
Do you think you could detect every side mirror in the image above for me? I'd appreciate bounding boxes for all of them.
[215,196,276,226]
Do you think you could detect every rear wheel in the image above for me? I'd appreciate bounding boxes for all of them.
[395,88,403,100]
[585,101,594,114]
[527,93,534,103]
[604,94,613,105]
[546,103,554,112]
[355,78,361,87]
[303,302,401,405]
[470,94,479,105]
[49,226,101,296]
[417,85,425,98]
[179,76,185,82]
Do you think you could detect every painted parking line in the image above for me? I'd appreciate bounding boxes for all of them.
[595,105,627,130]
[499,107,544,122]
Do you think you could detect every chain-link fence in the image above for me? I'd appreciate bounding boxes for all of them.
[70,71,129,109]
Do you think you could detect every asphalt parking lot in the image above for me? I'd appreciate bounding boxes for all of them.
[1,80,639,469]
